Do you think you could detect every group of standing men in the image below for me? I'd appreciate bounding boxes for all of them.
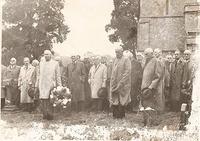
[140,48,195,127]
[1,47,195,126]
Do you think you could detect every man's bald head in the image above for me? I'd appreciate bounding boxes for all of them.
[23,57,30,66]
[115,47,123,59]
[32,59,39,67]
[10,57,17,65]
[44,50,52,55]
[54,56,61,62]
[144,48,153,59]
[44,50,52,61]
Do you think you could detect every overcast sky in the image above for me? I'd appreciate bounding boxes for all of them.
[53,0,116,57]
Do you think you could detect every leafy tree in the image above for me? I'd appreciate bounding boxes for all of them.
[106,0,139,57]
[2,0,69,65]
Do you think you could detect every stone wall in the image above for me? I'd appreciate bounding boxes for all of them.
[137,0,197,52]
[184,2,200,51]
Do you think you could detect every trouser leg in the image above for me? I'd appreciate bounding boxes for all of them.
[91,99,98,112]
[102,99,109,112]
[27,103,34,113]
[14,89,20,107]
[112,105,118,118]
[72,102,78,112]
[118,105,125,118]
[112,105,125,119]
[78,101,85,112]
[97,98,103,111]
[46,99,53,120]
[1,98,5,108]
[11,87,17,105]
[41,99,47,119]
[6,87,12,104]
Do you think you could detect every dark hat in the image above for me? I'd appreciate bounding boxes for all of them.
[97,87,108,98]
[28,87,35,99]
[142,88,153,99]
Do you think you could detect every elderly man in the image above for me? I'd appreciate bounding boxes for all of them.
[164,54,173,111]
[32,59,39,67]
[181,50,193,107]
[110,47,131,119]
[55,56,66,86]
[88,56,107,112]
[170,50,185,112]
[31,59,40,111]
[141,48,162,126]
[66,55,86,112]
[130,54,143,112]
[36,50,61,120]
[18,57,36,112]
[83,57,92,110]
[179,50,194,130]
[153,48,166,112]
[76,55,81,62]
[4,58,21,106]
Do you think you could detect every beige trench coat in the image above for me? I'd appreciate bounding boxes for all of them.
[88,64,107,99]
[36,60,62,99]
[18,65,35,103]
[110,57,131,106]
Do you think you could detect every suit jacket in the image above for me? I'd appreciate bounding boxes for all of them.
[4,65,21,87]
[170,59,184,101]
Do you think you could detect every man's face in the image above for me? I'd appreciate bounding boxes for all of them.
[184,53,191,60]
[76,55,80,61]
[44,52,51,61]
[71,56,76,63]
[154,50,160,58]
[24,58,30,66]
[115,50,123,59]
[94,58,100,65]
[144,52,153,59]
[174,51,180,60]
[166,55,173,63]
[10,58,16,65]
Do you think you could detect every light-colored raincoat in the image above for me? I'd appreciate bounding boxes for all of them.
[37,59,62,99]
[89,63,107,99]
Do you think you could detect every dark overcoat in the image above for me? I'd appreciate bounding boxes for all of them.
[130,58,142,105]
[170,59,184,101]
[66,61,86,102]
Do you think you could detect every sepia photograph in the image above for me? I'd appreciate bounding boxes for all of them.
[1,0,200,140]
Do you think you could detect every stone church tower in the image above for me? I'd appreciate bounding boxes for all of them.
[137,0,200,52]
